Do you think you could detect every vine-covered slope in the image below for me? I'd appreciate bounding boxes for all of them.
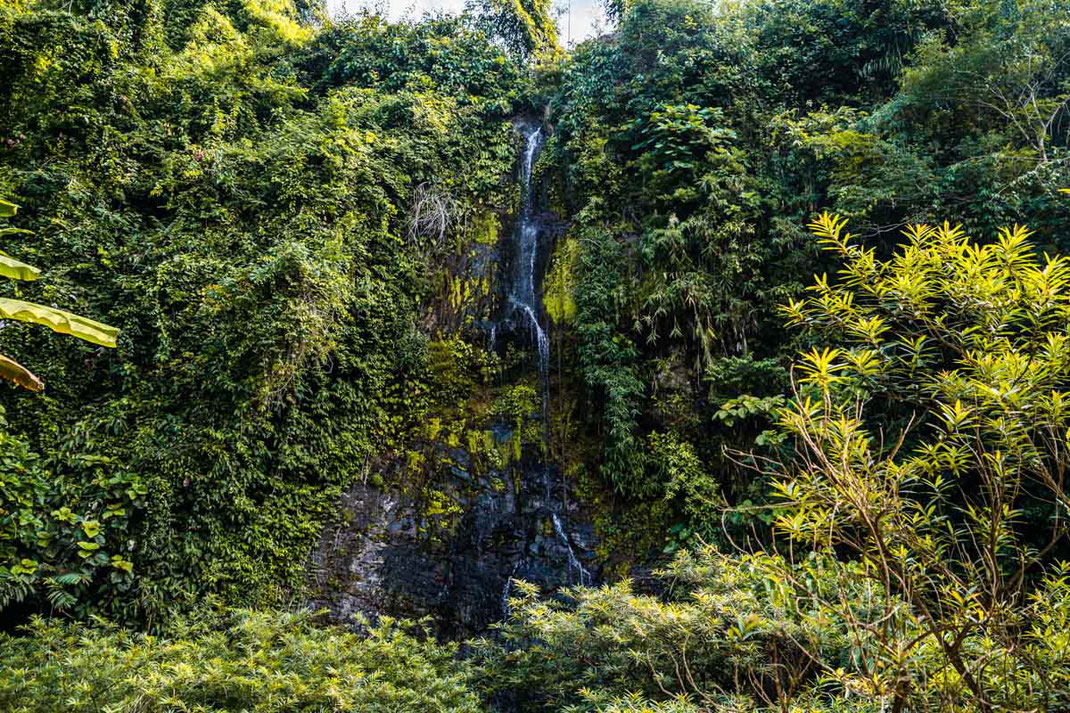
[5,0,1070,710]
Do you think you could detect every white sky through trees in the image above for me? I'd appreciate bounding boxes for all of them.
[325,0,608,46]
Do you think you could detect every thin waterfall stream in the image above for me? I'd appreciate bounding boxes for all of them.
[508,121,551,421]
[500,120,592,613]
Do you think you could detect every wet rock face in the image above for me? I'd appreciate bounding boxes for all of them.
[306,442,598,638]
[306,115,594,638]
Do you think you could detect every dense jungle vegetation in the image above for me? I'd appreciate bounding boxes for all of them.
[4,0,1070,710]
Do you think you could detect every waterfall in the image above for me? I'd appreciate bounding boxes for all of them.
[552,513,593,586]
[508,122,551,416]
[496,120,593,616]
[500,562,520,617]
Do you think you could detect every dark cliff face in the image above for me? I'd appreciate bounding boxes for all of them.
[305,117,599,638]
[306,442,597,637]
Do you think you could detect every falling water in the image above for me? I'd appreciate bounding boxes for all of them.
[497,120,593,615]
[509,122,551,414]
[500,562,520,616]
[552,513,593,586]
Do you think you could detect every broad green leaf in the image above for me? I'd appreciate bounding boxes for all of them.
[0,228,32,238]
[0,353,43,391]
[0,298,118,347]
[0,253,40,281]
[0,199,17,217]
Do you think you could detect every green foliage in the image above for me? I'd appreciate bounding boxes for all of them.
[544,0,1070,549]
[5,2,1070,710]
[466,0,559,63]
[0,608,481,712]
[474,547,882,712]
[546,0,873,513]
[303,13,528,103]
[476,210,1070,711]
[543,235,578,324]
[0,297,117,349]
[648,430,720,534]
[492,382,544,459]
[0,197,117,391]
[0,405,144,618]
[772,213,1070,710]
[0,1,523,623]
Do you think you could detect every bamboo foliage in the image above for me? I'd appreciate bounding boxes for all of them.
[773,213,1070,711]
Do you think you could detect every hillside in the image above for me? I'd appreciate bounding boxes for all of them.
[3,0,1070,710]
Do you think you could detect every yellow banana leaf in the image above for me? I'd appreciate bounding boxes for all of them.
[0,253,40,281]
[0,298,118,347]
[0,353,43,391]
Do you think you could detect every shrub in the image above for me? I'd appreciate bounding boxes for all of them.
[773,213,1070,711]
[0,608,481,712]
[476,213,1070,712]
[473,547,870,711]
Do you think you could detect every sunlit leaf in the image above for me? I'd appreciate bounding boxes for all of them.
[0,353,43,391]
[0,253,40,281]
[0,298,118,347]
